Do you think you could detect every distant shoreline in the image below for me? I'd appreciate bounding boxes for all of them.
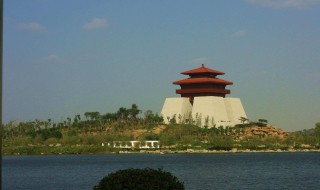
[118,149,320,154]
[4,149,320,156]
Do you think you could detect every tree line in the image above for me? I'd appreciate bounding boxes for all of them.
[3,104,163,140]
[2,103,320,155]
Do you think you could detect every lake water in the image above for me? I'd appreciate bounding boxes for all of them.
[3,152,320,190]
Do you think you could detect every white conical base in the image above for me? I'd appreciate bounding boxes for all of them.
[161,96,247,128]
[160,97,192,124]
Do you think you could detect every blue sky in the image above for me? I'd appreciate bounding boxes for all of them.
[3,0,320,131]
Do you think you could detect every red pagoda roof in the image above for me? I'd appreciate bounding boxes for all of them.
[181,64,225,75]
[173,77,233,85]
[172,64,233,99]
[176,88,230,94]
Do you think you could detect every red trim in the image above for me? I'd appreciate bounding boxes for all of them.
[173,77,233,85]
[176,88,230,94]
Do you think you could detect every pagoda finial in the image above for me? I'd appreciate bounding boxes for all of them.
[202,64,204,68]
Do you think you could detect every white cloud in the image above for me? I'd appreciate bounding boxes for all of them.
[246,0,320,9]
[83,18,108,30]
[232,29,247,37]
[17,22,46,31]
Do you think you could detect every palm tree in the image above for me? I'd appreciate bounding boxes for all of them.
[239,117,249,124]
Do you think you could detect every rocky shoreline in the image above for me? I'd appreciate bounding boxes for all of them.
[6,148,320,156]
[118,148,320,154]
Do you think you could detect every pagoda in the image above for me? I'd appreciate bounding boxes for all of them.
[161,64,247,128]
[173,64,233,104]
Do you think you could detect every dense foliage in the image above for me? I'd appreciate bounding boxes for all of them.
[93,168,184,190]
[2,104,320,155]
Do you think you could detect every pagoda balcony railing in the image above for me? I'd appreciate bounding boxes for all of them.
[176,88,230,94]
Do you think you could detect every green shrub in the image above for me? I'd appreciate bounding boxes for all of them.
[82,136,97,145]
[140,133,160,141]
[44,137,59,145]
[67,129,78,137]
[93,168,184,190]
[61,135,78,145]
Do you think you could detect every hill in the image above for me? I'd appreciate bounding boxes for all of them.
[2,104,320,155]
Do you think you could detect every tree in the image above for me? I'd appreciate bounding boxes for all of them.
[169,114,177,124]
[102,113,117,124]
[204,116,209,128]
[85,112,101,121]
[93,168,184,190]
[257,119,268,126]
[239,117,248,124]
[144,110,153,118]
[145,111,164,124]
[26,128,37,138]
[36,128,62,141]
[117,107,129,120]
[129,104,141,120]
[258,119,268,123]
[73,114,81,126]
[154,113,164,124]
[315,122,320,143]
[144,110,154,124]
[218,126,224,135]
[66,117,72,127]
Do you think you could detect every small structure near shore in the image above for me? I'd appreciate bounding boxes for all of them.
[111,140,160,149]
[161,64,247,128]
